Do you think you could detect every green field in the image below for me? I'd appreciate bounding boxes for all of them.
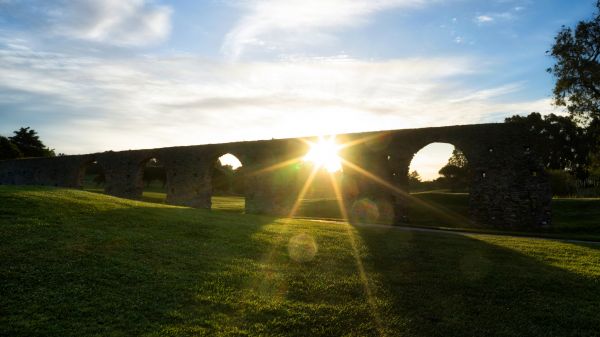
[126,182,600,240]
[2,185,600,336]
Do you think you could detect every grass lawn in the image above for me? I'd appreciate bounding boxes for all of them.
[121,180,600,241]
[82,174,600,240]
[2,185,600,336]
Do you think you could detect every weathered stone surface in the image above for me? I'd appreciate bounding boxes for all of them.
[0,123,552,228]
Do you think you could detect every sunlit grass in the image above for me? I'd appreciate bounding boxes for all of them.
[83,176,600,241]
[2,186,600,336]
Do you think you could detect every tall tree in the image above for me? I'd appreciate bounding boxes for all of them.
[547,1,600,123]
[0,136,22,160]
[438,148,470,191]
[9,127,55,158]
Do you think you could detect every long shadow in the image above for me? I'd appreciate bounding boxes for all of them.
[3,186,600,336]
[354,225,600,336]
[0,194,278,337]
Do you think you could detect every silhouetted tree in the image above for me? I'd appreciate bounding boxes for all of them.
[437,148,470,191]
[0,136,22,160]
[447,149,468,168]
[547,1,600,124]
[408,170,421,183]
[212,163,235,194]
[505,112,591,176]
[9,127,55,157]
[408,170,422,190]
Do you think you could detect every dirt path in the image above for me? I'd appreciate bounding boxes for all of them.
[302,218,600,245]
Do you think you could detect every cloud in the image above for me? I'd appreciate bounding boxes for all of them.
[1,0,172,46]
[0,41,558,154]
[449,83,524,102]
[474,11,517,25]
[475,15,494,23]
[222,0,427,60]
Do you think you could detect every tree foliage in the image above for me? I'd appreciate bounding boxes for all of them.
[212,161,245,195]
[0,136,23,160]
[407,170,422,190]
[9,127,55,158]
[505,112,591,175]
[547,1,600,123]
[446,149,468,168]
[437,148,470,192]
[408,170,421,183]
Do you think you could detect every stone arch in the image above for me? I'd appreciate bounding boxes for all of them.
[377,131,486,224]
[208,152,246,212]
[136,155,168,203]
[77,157,105,190]
[407,141,471,190]
[153,146,249,209]
[400,141,472,226]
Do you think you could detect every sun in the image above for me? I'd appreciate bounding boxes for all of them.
[304,136,343,172]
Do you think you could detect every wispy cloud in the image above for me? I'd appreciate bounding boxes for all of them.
[0,40,558,154]
[475,15,494,23]
[1,0,172,46]
[474,11,517,25]
[222,0,427,60]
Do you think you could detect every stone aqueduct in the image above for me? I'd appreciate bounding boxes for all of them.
[0,123,552,228]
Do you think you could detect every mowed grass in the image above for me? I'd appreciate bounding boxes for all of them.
[2,186,600,336]
[277,192,600,240]
[86,178,600,239]
[135,186,600,240]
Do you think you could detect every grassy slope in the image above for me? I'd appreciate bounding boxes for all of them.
[86,178,600,238]
[2,186,600,336]
[296,193,600,240]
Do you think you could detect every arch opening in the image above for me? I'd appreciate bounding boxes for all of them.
[141,157,167,203]
[79,160,105,193]
[405,142,471,227]
[288,151,345,220]
[210,153,245,212]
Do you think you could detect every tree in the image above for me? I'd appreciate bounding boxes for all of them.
[447,149,468,168]
[547,1,600,124]
[438,164,463,179]
[408,170,421,184]
[437,148,470,191]
[0,136,22,160]
[505,112,591,176]
[212,162,235,194]
[407,170,424,191]
[9,127,55,157]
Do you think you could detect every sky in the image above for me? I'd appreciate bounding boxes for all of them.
[0,0,597,179]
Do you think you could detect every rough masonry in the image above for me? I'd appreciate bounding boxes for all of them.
[0,123,552,228]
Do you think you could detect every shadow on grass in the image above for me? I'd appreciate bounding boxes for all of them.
[104,188,600,239]
[2,186,600,336]
[0,196,275,336]
[355,225,600,336]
